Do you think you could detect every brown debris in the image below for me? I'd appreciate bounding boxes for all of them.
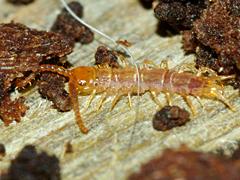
[0,96,28,125]
[38,72,71,112]
[193,0,240,75]
[0,22,73,125]
[181,0,240,88]
[154,0,240,88]
[1,145,60,180]
[154,0,207,31]
[95,46,119,68]
[128,146,240,180]
[7,0,35,5]
[152,106,190,131]
[232,147,240,160]
[51,1,94,44]
[0,143,6,160]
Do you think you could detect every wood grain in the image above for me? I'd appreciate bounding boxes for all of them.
[0,0,239,179]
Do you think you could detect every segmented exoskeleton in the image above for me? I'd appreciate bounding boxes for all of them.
[38,63,235,134]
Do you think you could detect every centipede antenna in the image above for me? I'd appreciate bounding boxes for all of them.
[59,0,141,98]
[59,0,135,63]
[60,0,141,147]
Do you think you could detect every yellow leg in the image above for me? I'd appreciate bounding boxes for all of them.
[212,92,236,111]
[159,59,169,69]
[195,96,204,108]
[128,93,132,109]
[96,93,107,111]
[218,74,236,80]
[183,96,196,116]
[165,92,172,106]
[177,63,197,73]
[143,59,158,68]
[150,91,162,108]
[85,89,96,109]
[110,94,122,111]
[197,67,217,77]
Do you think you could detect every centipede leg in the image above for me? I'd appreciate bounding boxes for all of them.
[177,63,197,73]
[150,91,162,108]
[69,79,89,134]
[96,92,107,111]
[143,59,158,68]
[85,89,96,110]
[165,92,172,106]
[110,94,122,111]
[159,60,168,69]
[195,96,204,108]
[128,93,132,109]
[197,67,217,77]
[212,92,236,111]
[218,75,236,80]
[183,96,196,115]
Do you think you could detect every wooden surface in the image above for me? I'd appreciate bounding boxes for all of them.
[0,0,240,179]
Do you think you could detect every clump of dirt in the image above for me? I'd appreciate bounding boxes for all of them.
[1,145,60,180]
[154,0,207,31]
[51,1,94,44]
[0,22,73,125]
[154,0,240,88]
[95,46,119,68]
[128,146,240,180]
[152,106,190,131]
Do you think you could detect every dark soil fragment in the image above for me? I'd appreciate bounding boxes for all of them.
[3,145,60,180]
[232,147,240,160]
[128,146,240,180]
[0,96,28,125]
[193,0,240,74]
[154,0,207,31]
[0,22,73,125]
[51,1,94,44]
[38,72,71,111]
[0,143,6,160]
[7,0,34,5]
[152,106,190,131]
[181,0,240,87]
[95,46,119,68]
[139,0,154,9]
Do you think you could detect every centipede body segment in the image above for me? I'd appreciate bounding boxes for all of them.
[38,63,234,134]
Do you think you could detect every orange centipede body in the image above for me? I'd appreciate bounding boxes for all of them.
[38,63,235,134]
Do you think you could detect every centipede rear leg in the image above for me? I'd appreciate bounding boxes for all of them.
[210,90,235,111]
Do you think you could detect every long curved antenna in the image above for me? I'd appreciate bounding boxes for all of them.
[59,0,141,135]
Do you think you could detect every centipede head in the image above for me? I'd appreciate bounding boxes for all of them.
[70,66,96,95]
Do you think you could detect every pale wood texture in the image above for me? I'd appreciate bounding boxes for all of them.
[0,0,240,179]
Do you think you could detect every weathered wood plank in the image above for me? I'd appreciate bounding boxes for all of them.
[0,0,239,179]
